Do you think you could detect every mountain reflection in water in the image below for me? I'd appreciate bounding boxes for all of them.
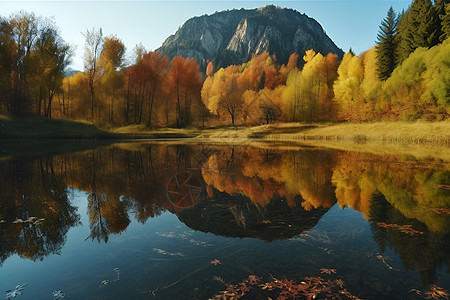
[0,143,449,297]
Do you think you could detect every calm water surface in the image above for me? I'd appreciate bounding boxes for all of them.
[0,143,449,299]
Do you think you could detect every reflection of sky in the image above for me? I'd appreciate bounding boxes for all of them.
[2,185,447,299]
[1,1,410,69]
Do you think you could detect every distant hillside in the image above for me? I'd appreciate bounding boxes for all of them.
[157,5,343,70]
[64,67,80,77]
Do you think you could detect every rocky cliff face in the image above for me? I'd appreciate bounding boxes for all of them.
[157,5,343,70]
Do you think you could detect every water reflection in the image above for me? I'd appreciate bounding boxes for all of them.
[0,143,449,288]
[370,192,450,285]
[0,157,80,265]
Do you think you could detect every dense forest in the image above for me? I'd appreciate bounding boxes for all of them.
[0,0,449,127]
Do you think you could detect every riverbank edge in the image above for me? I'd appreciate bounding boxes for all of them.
[2,115,450,160]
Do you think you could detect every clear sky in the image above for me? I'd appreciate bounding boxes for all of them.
[0,0,411,70]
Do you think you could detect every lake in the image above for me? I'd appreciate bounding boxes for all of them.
[0,142,449,299]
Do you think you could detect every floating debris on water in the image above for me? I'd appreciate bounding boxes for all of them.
[377,222,424,236]
[430,208,450,215]
[100,267,120,287]
[210,259,221,266]
[155,231,211,248]
[156,232,177,238]
[423,285,449,300]
[213,276,226,285]
[289,237,306,243]
[101,280,110,286]
[319,247,334,255]
[189,239,211,247]
[320,268,336,275]
[306,229,332,244]
[153,248,184,257]
[53,290,66,299]
[156,231,199,240]
[212,272,361,299]
[409,288,422,296]
[410,285,449,299]
[377,254,399,271]
[5,284,28,299]
[11,217,44,226]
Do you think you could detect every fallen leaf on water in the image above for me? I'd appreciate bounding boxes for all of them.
[423,285,449,300]
[320,268,336,275]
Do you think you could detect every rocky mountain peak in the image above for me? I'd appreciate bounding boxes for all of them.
[157,6,343,71]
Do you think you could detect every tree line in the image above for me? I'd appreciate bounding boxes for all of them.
[1,0,449,127]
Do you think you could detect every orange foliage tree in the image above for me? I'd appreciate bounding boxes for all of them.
[167,56,203,127]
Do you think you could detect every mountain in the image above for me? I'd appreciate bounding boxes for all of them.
[157,5,343,70]
[176,188,329,242]
[64,67,80,77]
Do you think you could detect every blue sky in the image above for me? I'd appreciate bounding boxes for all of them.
[0,1,411,70]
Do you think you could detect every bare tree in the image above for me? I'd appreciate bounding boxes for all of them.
[82,27,103,122]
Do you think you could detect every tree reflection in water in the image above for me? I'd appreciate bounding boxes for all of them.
[0,157,80,266]
[0,143,448,287]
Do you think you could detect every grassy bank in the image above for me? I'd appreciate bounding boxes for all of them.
[0,114,115,140]
[0,115,193,140]
[2,114,449,160]
[192,121,450,160]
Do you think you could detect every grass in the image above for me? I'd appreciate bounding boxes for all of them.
[110,124,198,139]
[0,114,115,140]
[2,114,449,160]
[191,121,450,160]
[0,114,194,140]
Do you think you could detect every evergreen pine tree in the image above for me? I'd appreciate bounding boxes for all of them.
[434,0,447,41]
[411,0,441,46]
[440,2,450,41]
[396,9,413,63]
[376,7,399,80]
[396,0,441,63]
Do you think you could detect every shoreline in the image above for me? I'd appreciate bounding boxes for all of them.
[2,116,450,160]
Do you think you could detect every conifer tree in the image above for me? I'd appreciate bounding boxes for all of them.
[440,2,450,41]
[396,0,440,63]
[376,7,399,80]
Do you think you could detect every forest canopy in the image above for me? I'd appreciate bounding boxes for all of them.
[0,0,449,127]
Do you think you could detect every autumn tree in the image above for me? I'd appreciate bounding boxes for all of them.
[143,52,169,127]
[0,17,16,112]
[83,27,103,122]
[243,89,283,124]
[6,11,39,115]
[167,56,203,127]
[0,12,72,117]
[125,48,150,124]
[64,71,90,120]
[218,75,243,126]
[206,61,214,77]
[282,66,301,121]
[333,52,367,120]
[32,24,72,118]
[99,35,125,124]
